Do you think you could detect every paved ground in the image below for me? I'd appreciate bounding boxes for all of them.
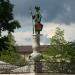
[0,73,75,75]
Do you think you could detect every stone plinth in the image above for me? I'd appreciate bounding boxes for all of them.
[30,34,43,73]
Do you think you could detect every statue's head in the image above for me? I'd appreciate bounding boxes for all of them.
[35,6,40,12]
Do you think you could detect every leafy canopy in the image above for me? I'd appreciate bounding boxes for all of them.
[0,0,21,64]
[43,27,67,62]
[0,0,21,36]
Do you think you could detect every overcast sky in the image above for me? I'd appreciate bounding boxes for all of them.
[7,0,75,45]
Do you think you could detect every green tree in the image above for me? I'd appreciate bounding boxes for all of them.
[51,27,66,45]
[0,0,20,36]
[0,0,21,51]
[43,27,67,62]
[0,0,21,64]
[3,32,16,51]
[0,32,24,64]
[43,27,75,73]
[64,42,75,73]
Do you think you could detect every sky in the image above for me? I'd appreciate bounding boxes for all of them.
[6,0,75,45]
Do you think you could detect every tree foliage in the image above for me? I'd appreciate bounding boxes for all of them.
[66,42,75,62]
[0,33,18,63]
[51,27,66,45]
[0,0,21,64]
[43,27,68,62]
[43,27,75,73]
[0,32,15,51]
[0,0,21,51]
[43,27,75,63]
[0,0,21,36]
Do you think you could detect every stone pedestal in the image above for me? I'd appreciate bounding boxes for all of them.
[30,34,43,73]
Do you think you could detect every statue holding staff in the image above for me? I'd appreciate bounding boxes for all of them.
[32,6,43,34]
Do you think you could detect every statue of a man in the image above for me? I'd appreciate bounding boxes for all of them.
[32,6,43,34]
